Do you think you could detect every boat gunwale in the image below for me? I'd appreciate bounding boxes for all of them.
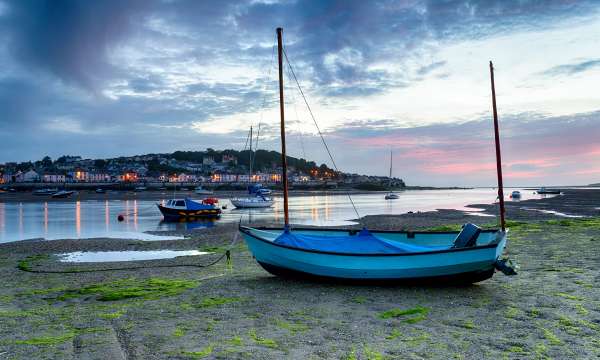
[239,225,505,257]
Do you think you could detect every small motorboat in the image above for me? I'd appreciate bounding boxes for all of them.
[95,188,106,194]
[52,190,77,198]
[194,186,214,195]
[510,191,521,199]
[385,193,399,200]
[231,184,274,208]
[157,198,221,220]
[537,187,560,195]
[33,188,58,196]
[256,188,272,196]
[134,186,147,192]
[231,195,274,208]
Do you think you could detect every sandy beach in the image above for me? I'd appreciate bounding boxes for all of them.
[0,189,599,359]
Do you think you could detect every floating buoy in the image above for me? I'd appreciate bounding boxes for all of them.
[117,214,125,222]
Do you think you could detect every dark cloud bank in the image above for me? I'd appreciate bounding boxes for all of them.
[0,0,599,185]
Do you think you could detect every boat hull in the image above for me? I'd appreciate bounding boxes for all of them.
[240,226,506,283]
[157,204,221,220]
[257,261,495,284]
[52,191,76,198]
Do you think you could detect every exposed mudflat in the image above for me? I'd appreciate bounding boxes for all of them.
[0,189,599,359]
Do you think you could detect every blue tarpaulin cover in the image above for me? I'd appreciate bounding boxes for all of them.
[274,229,447,254]
[184,198,215,210]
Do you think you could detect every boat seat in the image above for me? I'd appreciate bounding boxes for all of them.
[452,223,481,248]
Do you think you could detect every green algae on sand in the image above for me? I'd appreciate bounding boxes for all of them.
[55,278,197,301]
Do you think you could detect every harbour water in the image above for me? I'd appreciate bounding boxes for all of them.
[0,188,552,243]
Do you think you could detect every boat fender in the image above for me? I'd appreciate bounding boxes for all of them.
[348,230,359,236]
[407,232,415,239]
[494,258,518,276]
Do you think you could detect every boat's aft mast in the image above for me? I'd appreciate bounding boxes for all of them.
[249,126,253,184]
[489,61,506,231]
[277,27,290,227]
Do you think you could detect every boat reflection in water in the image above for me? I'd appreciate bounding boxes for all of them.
[159,218,216,231]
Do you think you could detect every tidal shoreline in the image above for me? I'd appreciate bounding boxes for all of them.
[1,190,599,359]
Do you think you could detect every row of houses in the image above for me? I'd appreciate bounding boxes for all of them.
[0,169,306,184]
[1,170,132,184]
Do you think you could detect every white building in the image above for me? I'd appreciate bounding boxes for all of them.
[17,170,40,182]
[222,154,238,165]
[43,174,66,183]
[202,156,215,165]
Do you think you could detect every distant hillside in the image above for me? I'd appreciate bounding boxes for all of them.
[589,183,600,187]
[171,149,326,174]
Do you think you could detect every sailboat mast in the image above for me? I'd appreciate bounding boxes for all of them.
[249,126,253,184]
[277,27,290,226]
[489,61,506,231]
[389,149,392,189]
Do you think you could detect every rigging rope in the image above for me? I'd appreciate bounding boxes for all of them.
[251,42,277,171]
[284,62,308,161]
[282,46,363,224]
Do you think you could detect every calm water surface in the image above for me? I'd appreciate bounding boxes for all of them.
[0,188,550,243]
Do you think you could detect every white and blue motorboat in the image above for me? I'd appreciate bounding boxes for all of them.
[157,198,221,221]
[238,29,515,284]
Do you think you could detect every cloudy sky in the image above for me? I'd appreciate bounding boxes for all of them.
[1,0,599,186]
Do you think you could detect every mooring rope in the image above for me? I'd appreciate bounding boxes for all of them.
[18,221,243,274]
[282,46,364,225]
[117,202,158,220]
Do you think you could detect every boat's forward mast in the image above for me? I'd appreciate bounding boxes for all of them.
[277,27,290,228]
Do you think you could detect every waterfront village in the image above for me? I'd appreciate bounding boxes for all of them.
[0,149,405,189]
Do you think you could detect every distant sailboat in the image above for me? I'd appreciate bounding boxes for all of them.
[384,150,399,200]
[231,126,274,209]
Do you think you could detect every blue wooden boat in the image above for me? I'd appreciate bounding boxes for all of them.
[240,225,507,283]
[238,29,514,284]
[157,198,221,221]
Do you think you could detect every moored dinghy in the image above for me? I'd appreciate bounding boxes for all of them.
[239,28,515,284]
[240,224,507,282]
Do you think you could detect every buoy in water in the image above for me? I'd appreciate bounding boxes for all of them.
[117,214,125,222]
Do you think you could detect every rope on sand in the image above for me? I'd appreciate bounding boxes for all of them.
[17,224,242,274]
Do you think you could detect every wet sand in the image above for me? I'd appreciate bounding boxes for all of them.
[0,189,599,359]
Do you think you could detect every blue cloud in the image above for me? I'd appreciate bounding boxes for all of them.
[541,58,600,76]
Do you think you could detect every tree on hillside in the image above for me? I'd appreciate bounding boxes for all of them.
[94,159,107,169]
[41,156,52,168]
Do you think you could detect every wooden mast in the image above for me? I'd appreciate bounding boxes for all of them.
[489,61,506,231]
[277,27,290,227]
